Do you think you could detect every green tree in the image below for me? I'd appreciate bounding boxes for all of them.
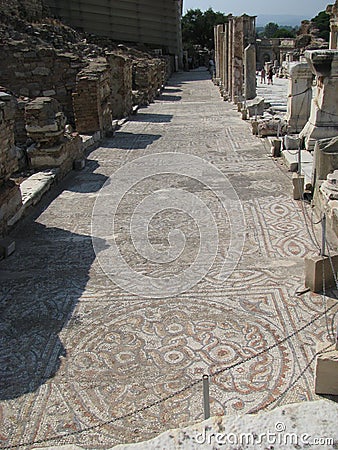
[311,10,330,41]
[272,28,296,38]
[264,22,279,38]
[182,8,229,50]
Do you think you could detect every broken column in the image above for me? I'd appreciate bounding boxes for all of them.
[0,92,22,236]
[26,97,82,176]
[286,62,313,133]
[244,43,256,100]
[300,50,338,150]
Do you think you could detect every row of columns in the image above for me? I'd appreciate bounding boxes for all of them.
[214,14,256,102]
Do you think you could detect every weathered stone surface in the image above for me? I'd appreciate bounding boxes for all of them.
[106,53,133,118]
[282,149,313,172]
[320,168,338,200]
[313,136,338,183]
[244,43,256,100]
[305,252,338,292]
[0,93,19,182]
[73,58,114,135]
[25,97,67,145]
[27,134,83,177]
[246,96,265,117]
[286,62,313,133]
[257,118,288,137]
[0,42,85,125]
[300,50,338,150]
[315,343,338,395]
[0,92,23,234]
[0,180,22,236]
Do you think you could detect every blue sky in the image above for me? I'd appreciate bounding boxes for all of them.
[183,0,330,18]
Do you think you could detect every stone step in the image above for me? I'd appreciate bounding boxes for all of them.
[7,169,58,227]
[282,149,313,172]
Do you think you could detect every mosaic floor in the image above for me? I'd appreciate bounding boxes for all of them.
[0,69,337,449]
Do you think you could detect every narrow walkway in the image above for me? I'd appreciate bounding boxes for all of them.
[0,69,337,449]
[256,73,289,115]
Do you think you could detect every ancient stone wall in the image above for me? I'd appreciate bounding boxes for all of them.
[73,59,113,135]
[0,42,85,126]
[0,93,22,235]
[132,58,168,106]
[106,53,133,119]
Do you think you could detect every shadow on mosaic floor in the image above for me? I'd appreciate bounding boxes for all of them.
[0,222,109,400]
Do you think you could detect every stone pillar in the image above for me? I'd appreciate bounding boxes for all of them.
[215,25,223,79]
[232,16,244,102]
[330,24,338,49]
[218,26,225,85]
[228,17,234,101]
[327,1,338,49]
[223,22,229,95]
[244,43,256,100]
[300,50,338,150]
[285,62,313,133]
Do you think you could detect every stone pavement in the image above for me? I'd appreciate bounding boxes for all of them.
[256,74,289,116]
[0,68,337,449]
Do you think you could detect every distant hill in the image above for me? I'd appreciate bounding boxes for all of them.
[256,14,311,27]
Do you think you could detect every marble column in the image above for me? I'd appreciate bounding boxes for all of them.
[286,62,313,133]
[244,43,256,100]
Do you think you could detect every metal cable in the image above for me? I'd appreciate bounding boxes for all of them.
[1,299,337,450]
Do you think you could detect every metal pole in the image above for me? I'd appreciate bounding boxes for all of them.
[277,121,280,138]
[202,375,210,420]
[298,145,302,175]
[321,214,326,257]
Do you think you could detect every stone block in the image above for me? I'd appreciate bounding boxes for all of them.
[257,118,288,138]
[315,343,338,395]
[300,50,338,150]
[25,97,66,145]
[269,137,282,157]
[314,136,338,183]
[320,169,338,200]
[246,97,265,118]
[304,253,338,292]
[292,173,304,200]
[0,237,15,258]
[282,149,313,172]
[284,135,301,150]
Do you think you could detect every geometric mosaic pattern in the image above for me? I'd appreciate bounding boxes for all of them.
[0,69,337,449]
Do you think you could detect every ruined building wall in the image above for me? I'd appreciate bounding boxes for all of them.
[73,58,120,135]
[0,93,22,235]
[0,43,86,128]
